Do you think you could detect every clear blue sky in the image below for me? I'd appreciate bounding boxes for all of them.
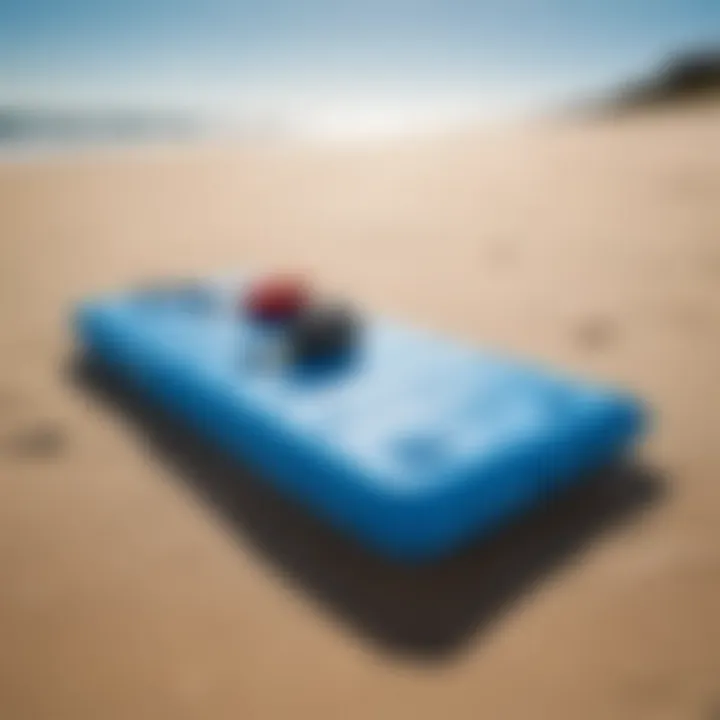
[0,1,718,130]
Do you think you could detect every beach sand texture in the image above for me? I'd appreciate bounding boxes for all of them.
[0,103,719,719]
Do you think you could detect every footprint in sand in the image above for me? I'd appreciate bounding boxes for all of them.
[662,302,717,335]
[572,316,618,352]
[700,253,720,281]
[2,422,68,461]
[485,239,518,269]
[0,385,69,461]
[665,168,720,204]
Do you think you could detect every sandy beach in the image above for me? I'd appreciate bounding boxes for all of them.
[1,102,719,719]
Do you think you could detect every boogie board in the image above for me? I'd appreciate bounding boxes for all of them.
[73,273,646,562]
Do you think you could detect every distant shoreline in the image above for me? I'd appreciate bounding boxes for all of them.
[0,136,202,165]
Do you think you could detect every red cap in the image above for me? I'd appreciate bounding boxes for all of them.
[244,273,310,322]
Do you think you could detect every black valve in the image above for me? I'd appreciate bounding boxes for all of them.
[288,302,361,365]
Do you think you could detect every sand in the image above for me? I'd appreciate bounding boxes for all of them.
[0,102,719,719]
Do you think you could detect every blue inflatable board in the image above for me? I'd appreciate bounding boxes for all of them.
[73,275,646,562]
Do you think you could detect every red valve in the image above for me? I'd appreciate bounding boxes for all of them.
[244,273,310,322]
